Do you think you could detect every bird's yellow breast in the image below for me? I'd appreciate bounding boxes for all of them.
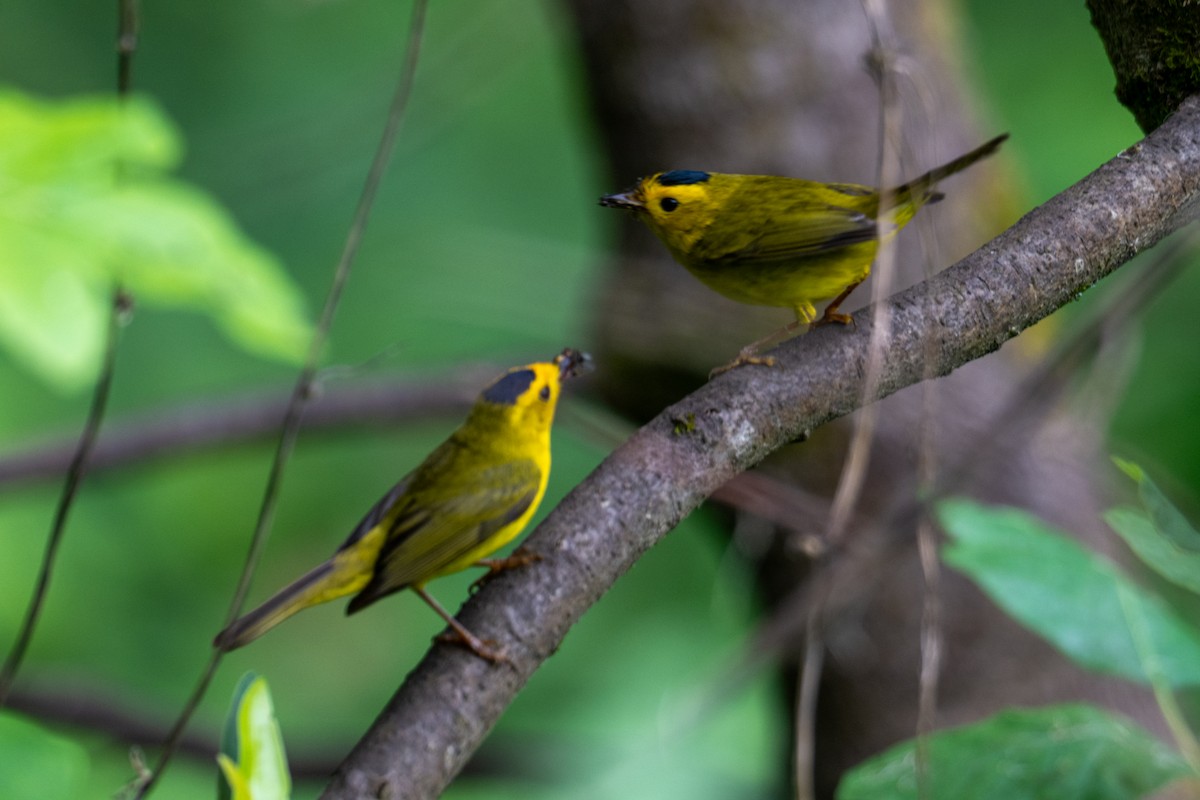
[632,172,889,321]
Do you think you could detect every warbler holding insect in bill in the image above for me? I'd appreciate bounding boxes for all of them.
[600,134,1007,373]
[213,348,591,663]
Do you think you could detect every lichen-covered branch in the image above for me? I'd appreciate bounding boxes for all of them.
[318,96,1200,800]
[1088,0,1200,132]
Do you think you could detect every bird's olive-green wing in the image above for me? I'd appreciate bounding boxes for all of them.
[335,474,413,552]
[697,180,881,265]
[347,456,543,611]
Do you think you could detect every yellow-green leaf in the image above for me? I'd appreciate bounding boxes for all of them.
[218,673,290,800]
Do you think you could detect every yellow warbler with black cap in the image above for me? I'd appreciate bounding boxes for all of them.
[600,135,1007,372]
[214,348,591,662]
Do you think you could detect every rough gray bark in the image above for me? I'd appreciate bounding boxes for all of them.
[318,95,1200,800]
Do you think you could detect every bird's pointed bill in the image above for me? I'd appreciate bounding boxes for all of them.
[599,190,644,210]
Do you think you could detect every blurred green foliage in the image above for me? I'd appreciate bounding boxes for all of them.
[0,90,310,390]
[0,0,1196,798]
[0,713,89,800]
[837,704,1189,800]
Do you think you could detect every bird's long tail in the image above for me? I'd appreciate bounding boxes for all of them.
[887,133,1009,215]
[213,557,371,651]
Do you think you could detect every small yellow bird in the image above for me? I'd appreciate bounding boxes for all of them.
[600,134,1007,371]
[213,348,590,662]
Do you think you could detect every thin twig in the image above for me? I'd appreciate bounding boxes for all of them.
[1115,582,1200,770]
[792,615,824,800]
[117,0,138,95]
[0,0,139,708]
[793,3,904,796]
[130,2,429,796]
[0,293,127,707]
[914,512,942,796]
[905,60,947,800]
[913,165,945,794]
[914,319,943,797]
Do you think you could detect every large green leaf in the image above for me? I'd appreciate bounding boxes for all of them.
[836,704,1189,800]
[218,673,291,800]
[0,88,310,390]
[938,499,1200,686]
[0,712,89,800]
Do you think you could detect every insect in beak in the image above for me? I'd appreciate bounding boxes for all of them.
[555,348,592,380]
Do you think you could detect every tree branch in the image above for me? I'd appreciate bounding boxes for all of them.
[318,96,1200,799]
[0,369,494,491]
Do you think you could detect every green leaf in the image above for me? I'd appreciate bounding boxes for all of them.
[0,712,89,800]
[1105,508,1200,595]
[836,704,1189,800]
[218,673,291,800]
[0,88,310,391]
[938,499,1200,686]
[1106,458,1200,595]
[1112,457,1200,552]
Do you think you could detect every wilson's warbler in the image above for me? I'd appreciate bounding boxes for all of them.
[213,348,590,662]
[600,134,1007,371]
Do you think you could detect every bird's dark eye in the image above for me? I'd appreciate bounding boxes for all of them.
[660,197,680,212]
[539,385,551,401]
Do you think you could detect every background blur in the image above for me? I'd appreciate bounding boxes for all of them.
[0,1,1190,798]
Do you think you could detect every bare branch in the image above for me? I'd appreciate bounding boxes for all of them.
[0,371,492,491]
[318,96,1200,800]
